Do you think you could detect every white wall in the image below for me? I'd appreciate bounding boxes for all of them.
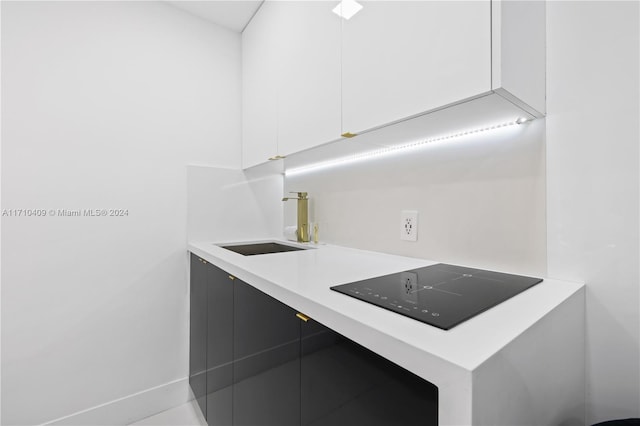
[547,1,640,423]
[1,2,241,424]
[285,120,547,277]
[0,2,4,423]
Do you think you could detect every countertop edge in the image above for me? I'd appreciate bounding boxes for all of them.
[187,241,585,377]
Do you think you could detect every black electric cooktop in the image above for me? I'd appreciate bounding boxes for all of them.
[330,263,542,330]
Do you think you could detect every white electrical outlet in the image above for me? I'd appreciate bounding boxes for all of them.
[400,210,418,241]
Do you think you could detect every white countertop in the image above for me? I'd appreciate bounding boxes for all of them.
[188,240,583,374]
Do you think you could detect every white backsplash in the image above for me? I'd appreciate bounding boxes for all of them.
[285,119,546,277]
[188,164,283,243]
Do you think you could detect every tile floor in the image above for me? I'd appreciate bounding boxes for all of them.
[129,400,206,426]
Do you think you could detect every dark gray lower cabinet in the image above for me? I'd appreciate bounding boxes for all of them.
[206,264,233,426]
[189,254,209,418]
[189,254,234,426]
[189,255,437,426]
[233,279,300,426]
[301,319,438,426]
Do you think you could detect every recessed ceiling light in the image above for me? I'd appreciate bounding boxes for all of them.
[332,0,363,20]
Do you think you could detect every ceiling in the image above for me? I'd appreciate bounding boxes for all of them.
[166,1,264,33]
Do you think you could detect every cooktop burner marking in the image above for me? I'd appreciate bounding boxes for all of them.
[432,288,463,297]
[416,283,462,297]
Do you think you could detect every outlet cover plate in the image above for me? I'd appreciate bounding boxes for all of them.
[401,210,418,241]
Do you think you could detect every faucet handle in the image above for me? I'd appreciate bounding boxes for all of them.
[289,191,308,199]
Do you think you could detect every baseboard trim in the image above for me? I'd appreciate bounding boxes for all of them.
[42,377,192,426]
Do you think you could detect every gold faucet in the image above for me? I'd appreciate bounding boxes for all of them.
[282,192,309,243]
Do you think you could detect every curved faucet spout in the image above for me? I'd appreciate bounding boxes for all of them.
[282,192,309,242]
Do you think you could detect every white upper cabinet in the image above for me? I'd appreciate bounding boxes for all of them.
[341,1,491,135]
[242,1,281,169]
[491,0,546,116]
[241,0,545,169]
[243,1,341,168]
[277,1,341,157]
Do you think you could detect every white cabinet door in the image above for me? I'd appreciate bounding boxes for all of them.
[277,1,341,156]
[242,1,281,169]
[342,1,491,135]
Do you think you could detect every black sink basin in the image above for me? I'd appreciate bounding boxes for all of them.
[220,242,307,256]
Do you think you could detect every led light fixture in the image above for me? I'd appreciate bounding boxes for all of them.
[285,118,531,177]
[332,0,363,20]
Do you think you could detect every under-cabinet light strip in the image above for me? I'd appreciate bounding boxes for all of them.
[284,118,530,177]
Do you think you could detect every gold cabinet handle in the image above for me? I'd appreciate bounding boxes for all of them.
[228,275,235,281]
[341,132,357,138]
[296,312,310,322]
